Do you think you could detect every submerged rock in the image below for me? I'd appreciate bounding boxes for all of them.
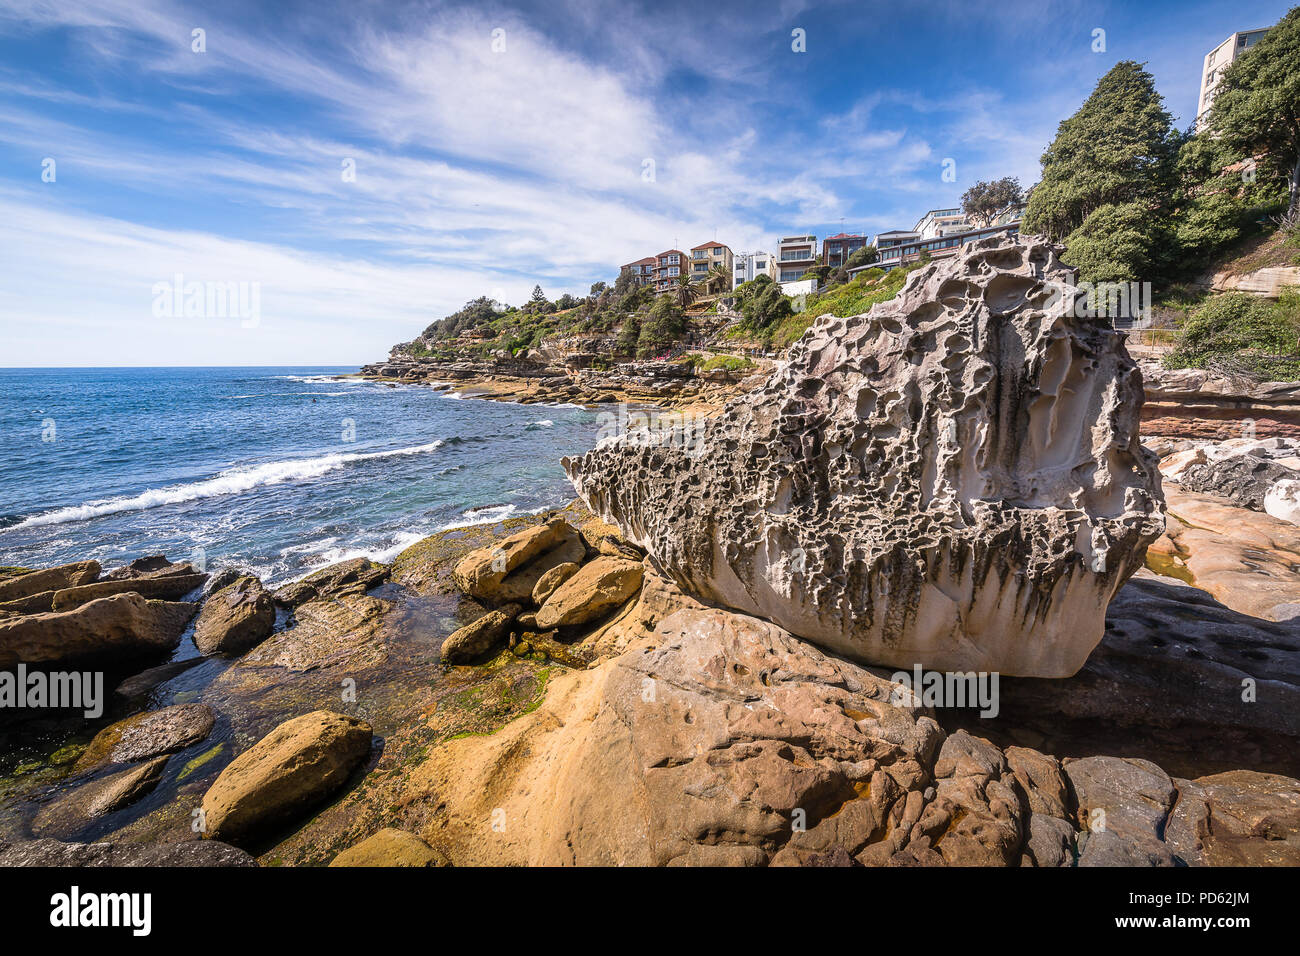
[200,710,372,843]
[35,756,170,830]
[565,237,1164,677]
[0,838,256,867]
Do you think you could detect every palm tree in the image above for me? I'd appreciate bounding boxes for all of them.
[672,273,700,310]
[706,265,730,295]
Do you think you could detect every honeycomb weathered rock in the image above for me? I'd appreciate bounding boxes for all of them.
[564,236,1165,677]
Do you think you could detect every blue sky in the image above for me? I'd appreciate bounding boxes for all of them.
[0,0,1294,366]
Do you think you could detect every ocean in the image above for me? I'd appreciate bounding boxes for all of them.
[0,367,607,583]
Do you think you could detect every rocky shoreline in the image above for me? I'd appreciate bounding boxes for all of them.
[2,236,1299,867]
[358,350,771,415]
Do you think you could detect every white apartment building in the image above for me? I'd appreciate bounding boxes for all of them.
[776,234,818,283]
[1197,28,1270,130]
[732,251,776,289]
[913,207,972,239]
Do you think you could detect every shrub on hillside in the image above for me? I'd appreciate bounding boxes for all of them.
[1165,290,1300,380]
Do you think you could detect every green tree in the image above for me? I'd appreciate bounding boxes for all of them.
[1209,7,1300,220]
[845,245,879,269]
[961,177,1024,226]
[637,296,686,356]
[1023,61,1179,280]
[736,274,793,330]
[616,314,641,355]
[530,284,547,303]
[1170,129,1282,272]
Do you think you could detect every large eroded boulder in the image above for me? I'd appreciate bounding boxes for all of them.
[564,237,1165,676]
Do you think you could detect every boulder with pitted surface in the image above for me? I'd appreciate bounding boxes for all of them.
[564,237,1165,677]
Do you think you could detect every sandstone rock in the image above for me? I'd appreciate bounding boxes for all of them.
[50,572,208,611]
[1005,745,1070,819]
[224,592,390,679]
[1165,770,1300,866]
[0,561,99,603]
[413,606,944,866]
[103,555,199,581]
[1021,815,1076,867]
[76,704,216,771]
[531,562,580,606]
[1065,756,1178,866]
[452,519,585,603]
[1209,264,1300,297]
[1179,454,1298,512]
[565,238,1164,677]
[194,576,275,655]
[440,604,520,663]
[534,557,643,630]
[908,730,1024,866]
[37,756,169,827]
[200,710,373,843]
[201,566,246,597]
[114,657,205,698]
[1140,359,1300,441]
[273,557,388,608]
[328,828,450,867]
[1159,486,1300,621]
[0,838,256,867]
[0,593,197,668]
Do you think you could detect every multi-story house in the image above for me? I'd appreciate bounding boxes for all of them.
[855,220,1023,273]
[821,233,868,267]
[913,208,972,239]
[652,249,688,293]
[689,242,734,286]
[1197,27,1270,130]
[776,234,818,283]
[732,251,776,289]
[872,230,920,252]
[619,256,656,287]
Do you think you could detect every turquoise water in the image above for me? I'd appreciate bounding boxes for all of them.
[0,367,604,583]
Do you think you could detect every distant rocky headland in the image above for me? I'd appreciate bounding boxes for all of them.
[3,235,1298,868]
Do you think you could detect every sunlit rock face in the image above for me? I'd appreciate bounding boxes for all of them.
[564,237,1165,677]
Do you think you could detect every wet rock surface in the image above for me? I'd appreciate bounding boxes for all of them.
[75,704,216,771]
[272,557,388,608]
[0,837,257,867]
